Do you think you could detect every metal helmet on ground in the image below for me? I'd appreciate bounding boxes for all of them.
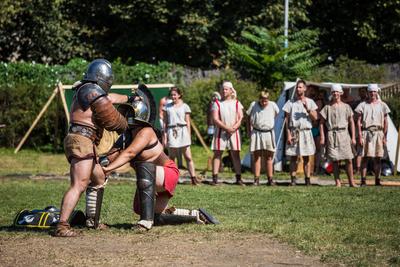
[117,84,156,127]
[83,59,113,92]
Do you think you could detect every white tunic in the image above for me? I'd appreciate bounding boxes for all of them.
[282,97,317,156]
[355,101,390,157]
[164,102,192,148]
[320,103,354,161]
[211,99,243,151]
[246,101,279,152]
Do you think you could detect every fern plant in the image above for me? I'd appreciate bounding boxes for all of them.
[223,26,323,89]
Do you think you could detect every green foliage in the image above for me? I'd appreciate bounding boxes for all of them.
[224,26,323,89]
[307,0,400,63]
[385,97,400,128]
[0,0,313,67]
[309,56,386,83]
[0,59,182,149]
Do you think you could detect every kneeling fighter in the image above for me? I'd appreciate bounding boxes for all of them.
[102,85,219,230]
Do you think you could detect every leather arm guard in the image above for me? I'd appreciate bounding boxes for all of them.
[134,161,156,230]
[91,96,128,134]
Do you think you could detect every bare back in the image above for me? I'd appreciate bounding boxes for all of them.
[130,126,169,166]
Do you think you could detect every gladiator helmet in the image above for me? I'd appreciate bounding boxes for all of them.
[117,84,156,127]
[83,59,113,92]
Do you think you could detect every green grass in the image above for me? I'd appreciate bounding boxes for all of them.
[0,179,399,266]
[1,147,400,266]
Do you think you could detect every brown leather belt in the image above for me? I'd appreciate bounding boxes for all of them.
[362,126,383,132]
[253,127,273,133]
[69,124,97,141]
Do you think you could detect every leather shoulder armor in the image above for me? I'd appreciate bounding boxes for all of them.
[76,83,107,110]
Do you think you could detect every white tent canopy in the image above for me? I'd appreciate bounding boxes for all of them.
[242,81,400,172]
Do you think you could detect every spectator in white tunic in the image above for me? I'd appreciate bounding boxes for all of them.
[211,81,244,185]
[283,79,318,186]
[319,84,356,187]
[246,91,279,186]
[163,87,200,185]
[355,83,390,186]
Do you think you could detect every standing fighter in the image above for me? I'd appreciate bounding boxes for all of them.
[355,84,390,186]
[102,86,218,230]
[283,79,318,186]
[55,59,129,237]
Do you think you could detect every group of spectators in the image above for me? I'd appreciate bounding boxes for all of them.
[160,80,390,187]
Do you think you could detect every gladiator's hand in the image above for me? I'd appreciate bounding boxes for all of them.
[127,94,141,103]
[102,166,112,176]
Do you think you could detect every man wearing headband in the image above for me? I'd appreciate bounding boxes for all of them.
[319,84,356,187]
[355,83,390,186]
[210,81,244,185]
[283,79,318,186]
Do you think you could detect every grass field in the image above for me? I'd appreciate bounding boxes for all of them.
[1,147,400,266]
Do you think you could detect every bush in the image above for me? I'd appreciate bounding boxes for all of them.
[309,56,386,83]
[0,59,182,150]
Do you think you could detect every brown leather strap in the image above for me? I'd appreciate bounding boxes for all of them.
[91,96,128,134]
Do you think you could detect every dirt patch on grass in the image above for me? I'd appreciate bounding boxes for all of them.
[0,229,328,266]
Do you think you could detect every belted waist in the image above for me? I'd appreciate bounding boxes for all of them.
[362,126,383,132]
[167,124,187,128]
[290,127,311,131]
[328,127,346,132]
[69,123,97,141]
[253,127,273,133]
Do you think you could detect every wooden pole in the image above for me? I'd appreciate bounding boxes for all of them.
[57,82,70,124]
[394,126,400,176]
[14,87,58,154]
[190,118,211,155]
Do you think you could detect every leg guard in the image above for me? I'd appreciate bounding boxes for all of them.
[85,181,107,229]
[154,207,219,225]
[135,161,156,230]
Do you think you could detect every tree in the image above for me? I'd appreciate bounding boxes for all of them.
[307,0,400,63]
[223,26,322,88]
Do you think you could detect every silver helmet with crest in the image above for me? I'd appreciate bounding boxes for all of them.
[117,84,156,127]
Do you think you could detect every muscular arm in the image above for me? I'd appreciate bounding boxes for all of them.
[91,96,128,133]
[108,93,129,104]
[103,128,151,173]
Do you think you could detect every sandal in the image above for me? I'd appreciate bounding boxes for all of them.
[54,222,81,237]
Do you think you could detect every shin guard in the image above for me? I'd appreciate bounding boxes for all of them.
[134,162,156,230]
[154,207,220,225]
[85,183,106,229]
